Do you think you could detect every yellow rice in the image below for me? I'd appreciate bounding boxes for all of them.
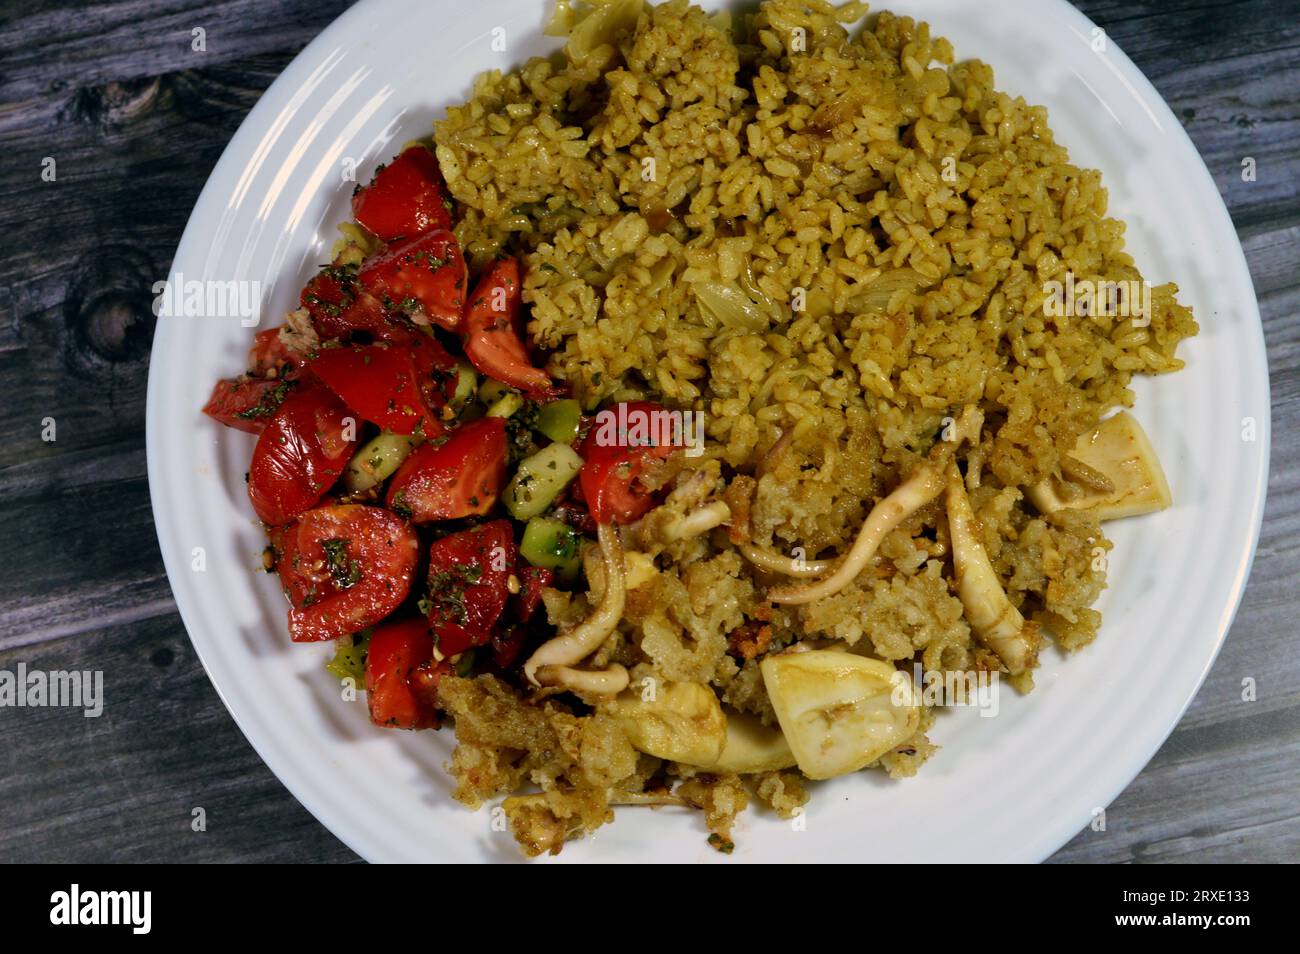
[423,0,1198,856]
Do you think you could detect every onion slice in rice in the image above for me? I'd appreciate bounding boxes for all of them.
[844,267,929,313]
[693,280,771,332]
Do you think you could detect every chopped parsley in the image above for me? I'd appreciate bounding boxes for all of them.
[234,379,296,421]
[391,490,413,519]
[321,537,362,589]
[426,562,485,627]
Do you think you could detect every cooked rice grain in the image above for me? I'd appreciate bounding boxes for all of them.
[430,0,1197,852]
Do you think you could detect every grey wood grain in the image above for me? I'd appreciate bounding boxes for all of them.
[0,0,1295,864]
[0,615,357,862]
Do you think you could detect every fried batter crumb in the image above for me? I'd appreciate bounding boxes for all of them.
[727,620,774,661]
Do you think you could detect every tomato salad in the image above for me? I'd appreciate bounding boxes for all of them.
[203,144,675,730]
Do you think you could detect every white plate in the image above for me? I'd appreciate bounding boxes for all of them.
[146,0,1270,863]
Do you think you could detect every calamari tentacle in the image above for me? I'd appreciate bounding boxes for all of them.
[765,406,983,605]
[524,522,627,688]
[944,461,1039,674]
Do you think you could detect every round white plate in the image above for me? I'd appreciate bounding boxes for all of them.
[146,0,1270,863]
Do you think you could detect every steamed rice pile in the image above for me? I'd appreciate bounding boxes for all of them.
[428,0,1197,855]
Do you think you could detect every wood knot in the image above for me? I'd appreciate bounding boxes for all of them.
[79,291,152,363]
[64,245,157,370]
[63,77,162,128]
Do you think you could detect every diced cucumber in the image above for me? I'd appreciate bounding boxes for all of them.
[520,517,583,579]
[535,398,581,444]
[478,378,514,406]
[344,431,418,492]
[454,649,476,677]
[486,391,525,419]
[325,630,371,683]
[450,360,478,411]
[503,443,583,520]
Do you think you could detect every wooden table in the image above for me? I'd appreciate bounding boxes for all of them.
[1,0,1295,863]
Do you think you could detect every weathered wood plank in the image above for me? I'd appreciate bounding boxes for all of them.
[1052,701,1300,862]
[0,0,354,103]
[0,54,334,648]
[0,0,365,864]
[0,616,358,862]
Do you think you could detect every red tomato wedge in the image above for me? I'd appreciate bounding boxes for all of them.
[461,257,553,397]
[358,230,466,332]
[514,565,553,623]
[489,624,528,673]
[202,376,296,434]
[425,520,516,657]
[378,327,461,409]
[248,386,358,526]
[308,343,442,438]
[385,416,507,522]
[352,147,454,242]
[578,401,678,524]
[365,618,446,729]
[248,327,308,376]
[269,520,314,610]
[277,505,419,642]
[301,265,389,341]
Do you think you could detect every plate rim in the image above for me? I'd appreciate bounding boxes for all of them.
[145,0,1272,864]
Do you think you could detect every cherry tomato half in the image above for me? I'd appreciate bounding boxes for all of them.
[248,386,357,526]
[247,327,309,376]
[301,264,389,341]
[385,416,507,522]
[277,504,419,642]
[359,229,466,332]
[202,376,297,434]
[352,147,454,242]
[377,327,460,409]
[425,520,516,657]
[578,401,678,524]
[308,343,443,438]
[365,618,447,729]
[461,257,553,397]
